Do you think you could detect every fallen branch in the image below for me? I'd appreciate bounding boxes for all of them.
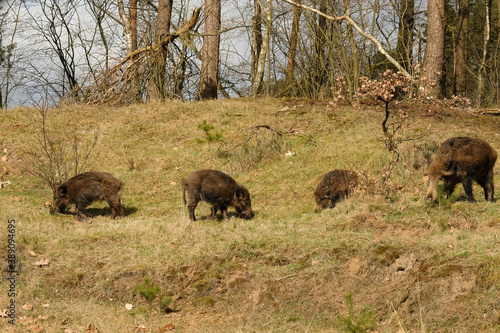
[73,7,202,106]
[122,7,202,63]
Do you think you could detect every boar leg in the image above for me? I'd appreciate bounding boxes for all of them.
[106,195,124,218]
[210,205,219,219]
[483,169,495,202]
[75,205,88,221]
[462,178,476,202]
[443,178,458,199]
[185,188,201,221]
[220,205,229,220]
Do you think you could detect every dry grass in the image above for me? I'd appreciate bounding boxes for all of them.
[1,98,500,332]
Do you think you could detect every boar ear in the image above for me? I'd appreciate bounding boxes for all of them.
[234,187,244,200]
[58,185,68,197]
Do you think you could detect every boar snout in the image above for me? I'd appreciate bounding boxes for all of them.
[240,209,255,219]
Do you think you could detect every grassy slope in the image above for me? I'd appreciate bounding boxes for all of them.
[1,98,500,332]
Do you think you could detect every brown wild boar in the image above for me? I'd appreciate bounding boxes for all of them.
[181,169,254,221]
[50,171,125,220]
[426,137,497,202]
[314,169,358,212]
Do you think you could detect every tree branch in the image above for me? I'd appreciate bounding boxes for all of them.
[282,0,412,79]
[122,7,202,62]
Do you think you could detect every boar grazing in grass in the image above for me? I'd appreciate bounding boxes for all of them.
[50,171,125,220]
[314,169,358,212]
[182,169,254,221]
[426,137,497,202]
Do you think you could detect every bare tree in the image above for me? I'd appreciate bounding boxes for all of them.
[197,0,221,100]
[25,1,82,96]
[78,7,201,105]
[283,0,412,79]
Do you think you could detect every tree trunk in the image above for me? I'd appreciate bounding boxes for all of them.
[455,0,468,96]
[197,0,221,100]
[312,0,327,87]
[476,0,491,106]
[395,0,414,71]
[147,0,173,102]
[422,0,446,98]
[344,0,359,95]
[130,0,138,52]
[251,0,263,80]
[117,0,136,55]
[286,2,301,84]
[251,0,272,97]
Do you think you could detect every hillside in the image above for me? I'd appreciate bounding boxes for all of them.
[1,98,499,332]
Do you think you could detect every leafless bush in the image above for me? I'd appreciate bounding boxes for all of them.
[203,125,315,171]
[19,105,100,190]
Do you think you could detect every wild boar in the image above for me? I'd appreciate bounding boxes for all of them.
[50,171,125,220]
[314,169,358,212]
[181,169,254,221]
[426,137,497,202]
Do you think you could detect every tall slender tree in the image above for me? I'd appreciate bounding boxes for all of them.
[454,0,469,96]
[251,0,272,96]
[286,2,301,84]
[251,0,263,82]
[422,0,446,97]
[197,0,221,100]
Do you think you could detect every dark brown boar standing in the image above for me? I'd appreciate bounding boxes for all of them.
[426,137,497,202]
[314,169,358,212]
[50,171,125,220]
[181,169,254,221]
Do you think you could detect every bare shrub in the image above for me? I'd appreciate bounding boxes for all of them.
[209,125,315,171]
[19,105,100,190]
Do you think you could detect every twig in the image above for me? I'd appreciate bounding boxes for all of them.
[274,273,298,281]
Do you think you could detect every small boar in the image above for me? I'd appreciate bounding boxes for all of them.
[181,169,254,221]
[50,171,125,220]
[314,169,358,212]
[426,137,497,202]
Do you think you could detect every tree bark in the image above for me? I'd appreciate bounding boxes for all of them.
[422,0,446,98]
[476,0,490,106]
[251,0,272,97]
[117,0,136,55]
[286,2,301,84]
[147,0,173,102]
[312,0,327,86]
[344,0,359,94]
[455,0,468,96]
[395,0,414,71]
[251,0,263,81]
[197,0,221,100]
